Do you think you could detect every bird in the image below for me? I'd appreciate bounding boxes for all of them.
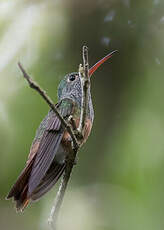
[6,50,116,211]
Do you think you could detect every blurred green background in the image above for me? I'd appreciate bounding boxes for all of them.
[1,0,164,229]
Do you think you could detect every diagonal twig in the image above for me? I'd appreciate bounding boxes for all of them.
[18,62,79,151]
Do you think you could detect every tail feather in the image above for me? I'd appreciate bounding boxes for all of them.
[6,160,65,210]
[6,159,34,211]
[15,185,29,211]
[31,162,65,201]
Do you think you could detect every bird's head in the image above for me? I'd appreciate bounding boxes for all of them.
[58,50,117,104]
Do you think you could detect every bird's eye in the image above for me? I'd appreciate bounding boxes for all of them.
[68,75,76,82]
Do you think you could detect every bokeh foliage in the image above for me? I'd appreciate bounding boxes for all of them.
[1,0,164,229]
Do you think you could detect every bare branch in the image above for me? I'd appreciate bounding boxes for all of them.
[47,46,90,229]
[78,46,90,134]
[18,62,79,150]
[48,153,74,229]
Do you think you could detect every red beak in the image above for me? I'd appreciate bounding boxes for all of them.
[89,50,118,77]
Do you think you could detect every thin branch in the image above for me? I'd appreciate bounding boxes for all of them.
[48,153,74,229]
[78,46,90,134]
[18,62,79,151]
[47,46,90,229]
[68,115,78,131]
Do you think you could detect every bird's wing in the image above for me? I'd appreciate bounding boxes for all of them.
[28,99,74,196]
[30,161,66,201]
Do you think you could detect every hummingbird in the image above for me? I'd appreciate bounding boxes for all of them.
[6,51,116,211]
